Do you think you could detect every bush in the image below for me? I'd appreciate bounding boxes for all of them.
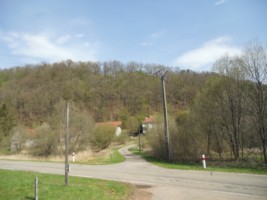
[113,130,129,145]
[147,116,202,162]
[89,125,115,151]
[50,101,95,154]
[10,125,27,153]
[30,123,59,157]
[69,110,94,152]
[147,125,167,160]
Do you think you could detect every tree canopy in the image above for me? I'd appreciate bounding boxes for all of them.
[0,61,208,126]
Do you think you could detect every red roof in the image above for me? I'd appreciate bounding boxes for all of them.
[25,128,36,138]
[143,116,155,123]
[96,121,122,127]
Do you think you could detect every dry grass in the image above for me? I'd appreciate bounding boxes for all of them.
[74,148,113,163]
[0,139,134,164]
[0,148,113,163]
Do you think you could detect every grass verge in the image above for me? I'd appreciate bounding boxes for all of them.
[130,148,267,175]
[78,148,125,165]
[0,148,125,165]
[0,169,131,200]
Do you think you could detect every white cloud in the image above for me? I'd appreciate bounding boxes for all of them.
[0,31,19,48]
[75,33,84,38]
[140,30,165,47]
[0,31,97,65]
[173,36,241,71]
[56,35,71,44]
[140,42,154,47]
[150,30,166,39]
[215,0,227,6]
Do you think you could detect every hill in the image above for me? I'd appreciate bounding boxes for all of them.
[0,60,209,126]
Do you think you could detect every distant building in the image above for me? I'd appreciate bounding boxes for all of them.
[142,115,156,133]
[96,121,122,136]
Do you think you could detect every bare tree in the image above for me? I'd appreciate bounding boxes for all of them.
[49,100,95,154]
[212,55,247,160]
[242,41,267,164]
[31,123,58,156]
[69,110,95,152]
[192,80,225,159]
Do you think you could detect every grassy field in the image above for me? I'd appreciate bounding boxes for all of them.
[130,148,267,175]
[0,147,125,165]
[0,169,132,200]
[78,148,125,165]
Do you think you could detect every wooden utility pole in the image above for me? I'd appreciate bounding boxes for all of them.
[64,102,69,186]
[154,69,171,162]
[138,125,141,152]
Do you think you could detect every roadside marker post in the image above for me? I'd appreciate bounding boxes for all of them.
[72,152,75,163]
[35,177,38,200]
[202,154,206,169]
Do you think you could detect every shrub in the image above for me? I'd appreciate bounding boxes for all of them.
[147,124,167,160]
[30,123,59,157]
[147,116,201,162]
[113,130,129,145]
[69,111,94,152]
[10,125,27,153]
[89,125,115,151]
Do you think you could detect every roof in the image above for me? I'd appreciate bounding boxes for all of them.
[143,116,155,124]
[96,121,122,127]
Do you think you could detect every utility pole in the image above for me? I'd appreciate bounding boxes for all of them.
[138,125,141,152]
[64,102,69,186]
[154,69,171,162]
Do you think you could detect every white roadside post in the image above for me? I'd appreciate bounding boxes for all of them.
[35,177,38,200]
[72,152,75,163]
[202,154,206,169]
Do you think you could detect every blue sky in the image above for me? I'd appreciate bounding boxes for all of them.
[0,0,266,71]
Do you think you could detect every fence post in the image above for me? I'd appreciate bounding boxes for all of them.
[35,177,38,200]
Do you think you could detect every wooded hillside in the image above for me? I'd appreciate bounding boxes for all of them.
[0,60,209,125]
[0,42,266,165]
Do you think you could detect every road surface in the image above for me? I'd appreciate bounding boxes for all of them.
[0,145,267,200]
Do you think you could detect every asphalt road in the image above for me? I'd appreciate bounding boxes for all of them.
[1,145,267,200]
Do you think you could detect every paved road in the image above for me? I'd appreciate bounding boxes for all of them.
[1,145,267,200]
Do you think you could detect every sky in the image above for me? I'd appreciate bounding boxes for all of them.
[0,0,266,71]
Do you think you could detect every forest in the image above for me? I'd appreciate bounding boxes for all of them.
[0,41,266,165]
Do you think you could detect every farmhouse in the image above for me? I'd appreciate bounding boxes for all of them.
[143,115,156,130]
[95,121,122,136]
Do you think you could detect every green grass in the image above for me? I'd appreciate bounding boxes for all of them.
[104,148,126,164]
[130,148,267,175]
[79,148,125,165]
[0,169,131,200]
